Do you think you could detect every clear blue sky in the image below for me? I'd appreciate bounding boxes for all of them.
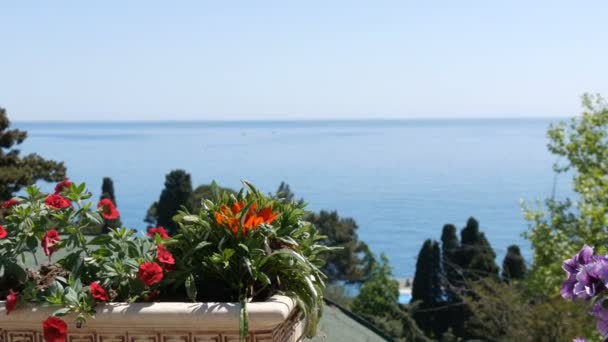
[2,1,607,121]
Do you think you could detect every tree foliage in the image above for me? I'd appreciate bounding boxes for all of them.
[273,182,374,284]
[145,170,192,235]
[307,210,375,284]
[352,254,430,342]
[0,107,66,200]
[456,217,499,280]
[501,245,527,281]
[464,278,598,341]
[524,93,608,296]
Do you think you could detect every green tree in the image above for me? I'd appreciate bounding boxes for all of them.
[188,183,235,214]
[307,210,375,284]
[411,239,443,337]
[524,94,608,296]
[501,245,527,281]
[440,224,460,300]
[456,217,499,280]
[0,107,66,200]
[145,169,192,235]
[352,254,430,342]
[464,278,598,341]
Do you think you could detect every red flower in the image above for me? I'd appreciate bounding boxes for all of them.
[89,282,107,301]
[54,179,71,194]
[1,198,19,209]
[45,194,71,210]
[41,230,61,257]
[6,290,18,315]
[0,225,7,239]
[97,198,119,220]
[138,262,163,286]
[147,226,169,239]
[156,244,175,267]
[42,316,67,342]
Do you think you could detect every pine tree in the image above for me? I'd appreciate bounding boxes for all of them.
[412,239,443,336]
[145,170,192,235]
[502,245,527,281]
[0,107,66,200]
[100,177,120,232]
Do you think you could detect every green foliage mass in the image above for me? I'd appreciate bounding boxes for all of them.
[0,107,66,200]
[273,182,375,284]
[352,254,430,342]
[524,93,608,296]
[501,245,527,281]
[411,239,443,337]
[464,278,598,341]
[146,170,236,235]
[145,169,193,235]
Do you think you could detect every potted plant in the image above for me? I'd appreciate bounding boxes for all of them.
[0,180,332,341]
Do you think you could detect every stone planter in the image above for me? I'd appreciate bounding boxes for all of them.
[0,295,302,342]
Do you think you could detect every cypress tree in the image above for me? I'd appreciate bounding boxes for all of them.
[441,224,460,294]
[502,245,527,281]
[0,107,66,200]
[100,177,120,232]
[457,217,499,280]
[101,177,116,206]
[146,170,192,235]
[412,239,442,336]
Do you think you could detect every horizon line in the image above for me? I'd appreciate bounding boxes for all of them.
[14,115,572,124]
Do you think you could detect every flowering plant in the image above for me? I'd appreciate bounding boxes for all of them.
[0,180,331,341]
[561,245,608,340]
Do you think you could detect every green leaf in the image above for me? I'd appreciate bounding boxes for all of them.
[53,307,71,317]
[185,274,197,302]
[194,241,211,251]
[85,212,104,226]
[88,235,112,245]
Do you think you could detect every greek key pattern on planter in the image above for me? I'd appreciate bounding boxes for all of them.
[0,312,301,342]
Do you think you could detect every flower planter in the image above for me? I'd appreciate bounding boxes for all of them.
[0,295,303,342]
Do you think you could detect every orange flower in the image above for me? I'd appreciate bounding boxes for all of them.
[257,206,279,224]
[231,201,245,215]
[214,201,279,237]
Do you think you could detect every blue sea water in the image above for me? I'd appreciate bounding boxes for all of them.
[13,119,572,278]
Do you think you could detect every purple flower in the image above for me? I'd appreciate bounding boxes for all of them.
[572,338,586,342]
[592,299,608,337]
[561,245,608,300]
[563,245,594,275]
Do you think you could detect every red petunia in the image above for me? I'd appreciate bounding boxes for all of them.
[6,290,18,315]
[1,198,19,209]
[89,282,107,301]
[156,244,175,267]
[41,230,61,257]
[97,198,119,220]
[54,179,72,194]
[147,226,169,239]
[45,194,71,210]
[42,316,68,342]
[0,225,7,239]
[138,262,164,286]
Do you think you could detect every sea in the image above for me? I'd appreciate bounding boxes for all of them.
[13,119,573,278]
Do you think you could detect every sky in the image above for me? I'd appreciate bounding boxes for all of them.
[1,1,608,121]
